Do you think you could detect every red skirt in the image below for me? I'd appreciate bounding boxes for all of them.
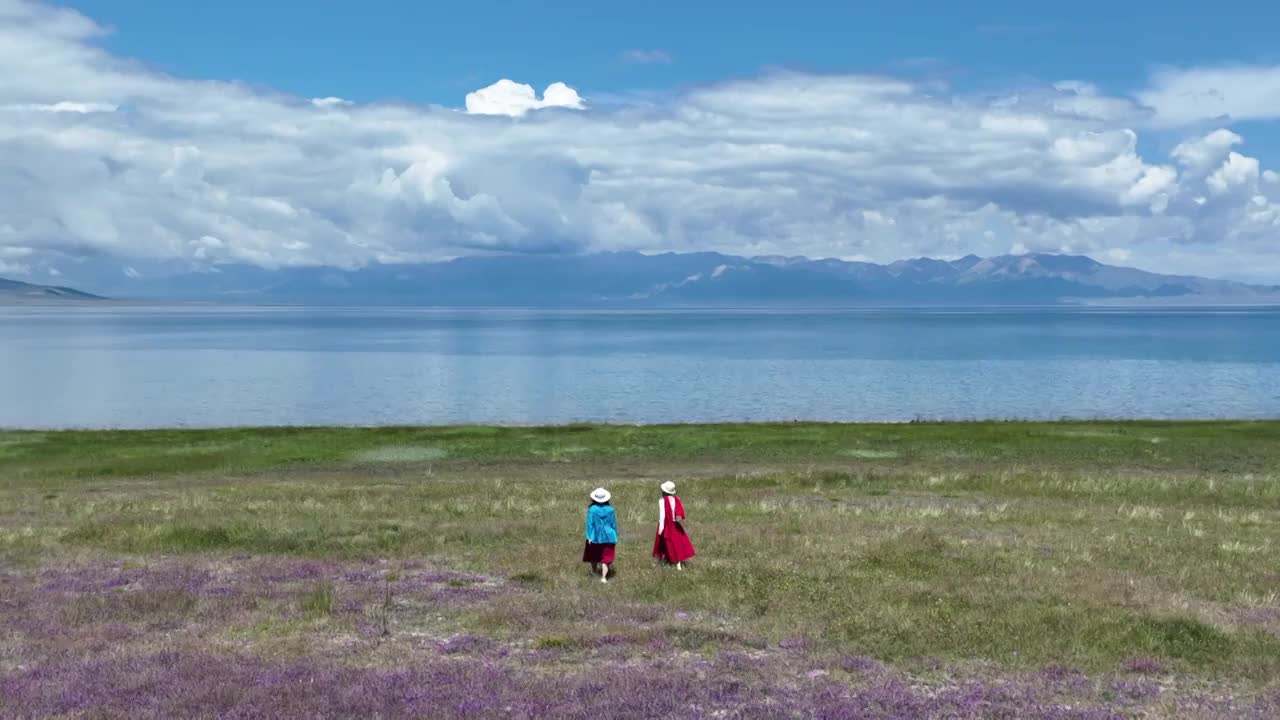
[652,523,696,564]
[582,542,616,564]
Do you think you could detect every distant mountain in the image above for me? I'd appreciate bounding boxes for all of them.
[0,277,105,304]
[78,252,1280,307]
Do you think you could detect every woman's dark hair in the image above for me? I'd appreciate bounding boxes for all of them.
[588,500,611,507]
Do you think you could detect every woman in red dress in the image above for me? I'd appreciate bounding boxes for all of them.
[652,481,695,569]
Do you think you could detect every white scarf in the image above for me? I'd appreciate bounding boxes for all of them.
[658,495,676,533]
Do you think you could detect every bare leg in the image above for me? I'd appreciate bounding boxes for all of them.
[600,563,609,583]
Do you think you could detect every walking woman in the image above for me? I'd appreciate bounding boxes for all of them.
[583,487,618,583]
[652,481,695,569]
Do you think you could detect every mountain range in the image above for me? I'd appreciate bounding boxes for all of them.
[10,252,1280,306]
[0,277,104,304]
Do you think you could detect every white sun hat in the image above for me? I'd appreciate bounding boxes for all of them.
[590,487,611,503]
[660,481,676,495]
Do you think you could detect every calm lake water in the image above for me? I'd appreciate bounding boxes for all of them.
[2,306,1279,428]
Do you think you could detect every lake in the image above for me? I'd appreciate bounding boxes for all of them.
[2,306,1279,428]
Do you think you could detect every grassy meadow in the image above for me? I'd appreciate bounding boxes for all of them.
[1,421,1278,718]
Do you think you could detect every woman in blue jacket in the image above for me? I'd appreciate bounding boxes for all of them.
[583,487,619,583]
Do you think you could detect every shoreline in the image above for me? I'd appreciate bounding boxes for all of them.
[4,417,1279,433]
[6,301,1280,310]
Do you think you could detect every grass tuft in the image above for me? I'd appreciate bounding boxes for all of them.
[300,582,336,618]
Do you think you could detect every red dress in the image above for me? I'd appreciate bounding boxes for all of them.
[582,542,616,564]
[652,495,696,563]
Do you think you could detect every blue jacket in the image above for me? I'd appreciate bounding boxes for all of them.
[585,504,618,544]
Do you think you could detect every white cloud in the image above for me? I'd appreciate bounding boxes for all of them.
[0,259,29,275]
[464,79,584,116]
[2,101,117,113]
[861,210,894,227]
[621,49,673,65]
[1102,248,1133,263]
[0,245,32,276]
[1206,152,1259,195]
[1140,64,1280,125]
[1157,130,1280,252]
[1050,81,1147,123]
[0,0,1279,280]
[1171,129,1242,175]
[1053,81,1098,95]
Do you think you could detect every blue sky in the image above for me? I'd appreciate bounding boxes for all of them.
[61,0,1280,168]
[61,1,1280,107]
[3,0,1280,282]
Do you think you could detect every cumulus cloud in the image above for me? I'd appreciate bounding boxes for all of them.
[1140,64,1280,125]
[1159,129,1280,250]
[621,49,673,65]
[1,0,1279,281]
[1206,152,1259,196]
[464,79,584,116]
[1171,129,1242,175]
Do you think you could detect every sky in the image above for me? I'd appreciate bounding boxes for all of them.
[2,0,1280,283]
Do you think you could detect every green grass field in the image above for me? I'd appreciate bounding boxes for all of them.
[2,422,1278,717]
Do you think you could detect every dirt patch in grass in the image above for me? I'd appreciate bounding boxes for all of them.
[351,446,449,463]
[159,442,241,456]
[1053,430,1130,439]
[1051,429,1166,445]
[838,448,900,459]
